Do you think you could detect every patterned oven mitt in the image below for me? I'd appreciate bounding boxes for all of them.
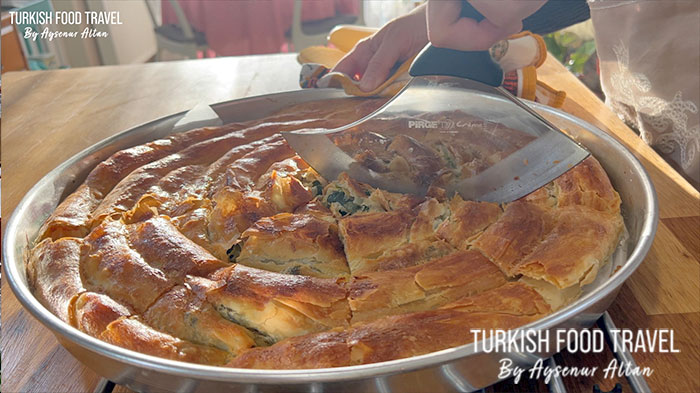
[298,25,566,108]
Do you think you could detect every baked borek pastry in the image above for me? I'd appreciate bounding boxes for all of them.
[27,97,624,368]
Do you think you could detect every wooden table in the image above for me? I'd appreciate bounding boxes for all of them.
[2,54,698,393]
[1,12,29,73]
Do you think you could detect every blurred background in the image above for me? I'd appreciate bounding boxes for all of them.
[0,0,599,93]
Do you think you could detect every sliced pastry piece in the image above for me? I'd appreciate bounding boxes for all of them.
[204,265,349,344]
[337,209,414,274]
[440,281,552,316]
[207,187,276,260]
[552,157,622,214]
[322,173,423,218]
[514,206,624,288]
[407,198,448,242]
[347,309,541,366]
[228,307,544,369]
[348,250,507,322]
[338,196,459,274]
[472,200,555,275]
[206,142,315,260]
[322,173,386,217]
[100,317,229,365]
[253,156,324,211]
[435,196,502,249]
[518,277,581,312]
[227,329,351,369]
[234,212,350,278]
[142,281,255,355]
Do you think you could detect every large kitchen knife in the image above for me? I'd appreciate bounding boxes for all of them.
[283,2,589,203]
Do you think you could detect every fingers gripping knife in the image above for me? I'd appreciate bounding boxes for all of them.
[282,2,589,203]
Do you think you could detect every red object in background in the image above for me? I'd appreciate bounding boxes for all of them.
[162,0,360,56]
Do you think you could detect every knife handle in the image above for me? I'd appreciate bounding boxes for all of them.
[409,1,504,87]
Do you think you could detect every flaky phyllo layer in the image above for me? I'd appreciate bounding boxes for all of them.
[27,98,624,368]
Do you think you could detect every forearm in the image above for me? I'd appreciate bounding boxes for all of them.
[460,0,590,35]
[522,0,590,34]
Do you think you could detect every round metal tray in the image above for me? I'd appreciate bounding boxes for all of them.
[3,89,658,392]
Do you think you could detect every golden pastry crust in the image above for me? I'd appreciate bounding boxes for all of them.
[349,250,508,322]
[229,280,551,369]
[127,215,229,277]
[518,277,581,311]
[338,209,414,274]
[335,192,447,275]
[553,157,621,213]
[90,129,284,226]
[72,292,131,337]
[441,282,552,315]
[81,212,228,313]
[348,310,540,365]
[81,218,174,313]
[360,239,455,272]
[142,282,256,355]
[515,206,624,288]
[436,197,502,249]
[38,127,235,241]
[26,238,85,323]
[27,97,624,369]
[472,201,555,275]
[205,265,349,343]
[100,317,230,365]
[236,212,350,278]
[227,329,351,369]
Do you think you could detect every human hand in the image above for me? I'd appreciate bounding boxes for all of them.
[427,0,546,51]
[331,4,429,92]
[331,1,546,92]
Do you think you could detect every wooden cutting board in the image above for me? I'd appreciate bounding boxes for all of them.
[1,54,698,393]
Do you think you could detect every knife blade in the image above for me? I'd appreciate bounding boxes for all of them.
[283,2,589,203]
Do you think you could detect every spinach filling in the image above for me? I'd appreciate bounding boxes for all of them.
[215,304,276,346]
[287,265,302,275]
[226,242,243,263]
[435,143,457,169]
[311,180,324,197]
[326,190,369,216]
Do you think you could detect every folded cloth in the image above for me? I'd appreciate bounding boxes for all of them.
[502,67,566,108]
[297,46,346,70]
[298,26,564,107]
[299,60,413,98]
